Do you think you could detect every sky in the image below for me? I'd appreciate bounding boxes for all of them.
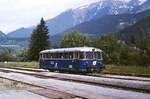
[0,0,99,34]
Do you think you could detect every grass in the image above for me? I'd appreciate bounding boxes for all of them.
[102,65,150,77]
[3,81,20,88]
[0,62,39,69]
[0,62,150,77]
[0,78,21,88]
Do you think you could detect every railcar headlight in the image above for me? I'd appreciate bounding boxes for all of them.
[93,61,97,66]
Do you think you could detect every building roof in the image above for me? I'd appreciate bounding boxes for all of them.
[40,47,102,53]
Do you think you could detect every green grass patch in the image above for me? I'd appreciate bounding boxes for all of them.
[2,81,20,88]
[0,62,39,69]
[102,65,150,77]
[0,62,150,77]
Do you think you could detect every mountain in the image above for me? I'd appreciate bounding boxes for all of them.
[45,0,130,35]
[7,0,148,38]
[46,0,146,35]
[63,9,150,36]
[0,31,6,38]
[7,27,33,38]
[118,15,150,41]
[63,14,133,36]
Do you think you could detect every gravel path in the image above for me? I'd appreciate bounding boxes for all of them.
[0,89,48,99]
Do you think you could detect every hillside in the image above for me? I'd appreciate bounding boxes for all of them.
[0,31,6,38]
[118,15,150,41]
[7,27,33,38]
[63,14,133,36]
[63,9,150,36]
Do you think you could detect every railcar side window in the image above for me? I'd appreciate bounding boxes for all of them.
[69,52,73,59]
[50,53,52,58]
[41,52,101,59]
[73,52,79,59]
[80,52,84,59]
[59,53,63,59]
[47,53,51,58]
[55,53,59,58]
[58,53,62,59]
[46,53,49,58]
[52,53,55,58]
[63,53,68,59]
[54,53,59,59]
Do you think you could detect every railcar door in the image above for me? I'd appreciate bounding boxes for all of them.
[72,52,80,71]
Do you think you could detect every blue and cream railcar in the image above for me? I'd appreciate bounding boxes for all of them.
[39,47,104,72]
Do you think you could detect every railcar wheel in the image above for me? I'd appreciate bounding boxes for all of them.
[49,68,55,72]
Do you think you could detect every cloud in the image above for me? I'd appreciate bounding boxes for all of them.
[0,0,99,33]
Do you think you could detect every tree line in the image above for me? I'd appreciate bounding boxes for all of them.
[0,18,150,66]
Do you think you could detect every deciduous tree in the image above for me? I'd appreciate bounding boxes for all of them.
[60,32,88,48]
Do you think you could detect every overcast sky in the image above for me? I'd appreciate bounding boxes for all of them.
[0,0,100,33]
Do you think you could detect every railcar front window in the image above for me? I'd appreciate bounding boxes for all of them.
[86,52,93,59]
[40,54,42,59]
[94,52,101,59]
[43,53,46,58]
[85,52,101,59]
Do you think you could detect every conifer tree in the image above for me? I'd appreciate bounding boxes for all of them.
[28,18,50,61]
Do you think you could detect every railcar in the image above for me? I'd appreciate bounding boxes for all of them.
[39,47,104,73]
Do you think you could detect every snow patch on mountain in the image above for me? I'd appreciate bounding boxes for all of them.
[139,0,147,4]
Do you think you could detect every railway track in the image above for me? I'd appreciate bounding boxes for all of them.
[2,67,150,82]
[0,67,150,93]
[0,67,150,99]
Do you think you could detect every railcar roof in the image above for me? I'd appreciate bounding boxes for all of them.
[40,47,102,53]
